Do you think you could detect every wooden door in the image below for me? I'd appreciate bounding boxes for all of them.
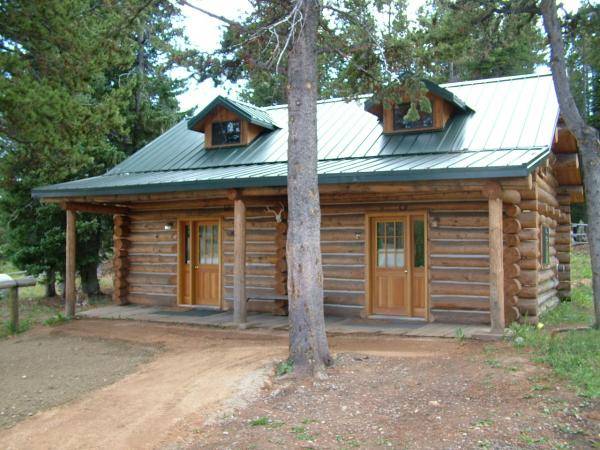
[179,220,220,307]
[370,215,426,317]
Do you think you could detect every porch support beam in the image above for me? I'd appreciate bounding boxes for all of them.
[488,190,505,332]
[233,192,247,326]
[65,209,77,318]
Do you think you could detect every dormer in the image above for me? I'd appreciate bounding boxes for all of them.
[187,96,279,149]
[365,80,473,134]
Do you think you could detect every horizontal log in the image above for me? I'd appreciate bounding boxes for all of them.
[430,256,489,268]
[428,227,488,240]
[519,241,540,259]
[519,211,538,228]
[128,253,176,264]
[128,243,177,254]
[519,257,540,271]
[128,292,176,306]
[519,228,539,241]
[430,242,488,256]
[430,267,489,283]
[433,214,487,228]
[430,295,490,310]
[128,263,177,274]
[127,272,176,285]
[559,185,585,203]
[129,284,176,295]
[124,232,177,243]
[430,281,489,297]
[431,309,490,325]
[502,190,521,204]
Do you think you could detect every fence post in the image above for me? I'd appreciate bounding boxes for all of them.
[7,286,18,332]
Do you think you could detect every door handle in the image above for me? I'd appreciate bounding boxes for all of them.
[404,269,409,273]
[194,265,199,269]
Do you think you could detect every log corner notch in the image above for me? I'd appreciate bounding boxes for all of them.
[230,189,247,326]
[485,182,506,332]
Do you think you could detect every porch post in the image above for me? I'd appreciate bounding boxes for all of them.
[65,209,77,318]
[488,193,505,332]
[233,194,247,325]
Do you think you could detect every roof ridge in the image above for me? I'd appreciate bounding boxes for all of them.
[441,72,551,88]
[263,73,546,109]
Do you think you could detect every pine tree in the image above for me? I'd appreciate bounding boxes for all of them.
[0,0,195,295]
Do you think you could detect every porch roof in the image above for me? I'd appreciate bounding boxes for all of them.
[33,148,548,198]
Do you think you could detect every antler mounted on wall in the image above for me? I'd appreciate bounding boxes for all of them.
[265,202,286,223]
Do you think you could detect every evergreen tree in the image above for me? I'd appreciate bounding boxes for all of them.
[0,0,195,295]
[565,1,599,130]
[415,0,545,83]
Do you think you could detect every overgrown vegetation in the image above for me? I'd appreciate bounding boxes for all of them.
[509,247,599,398]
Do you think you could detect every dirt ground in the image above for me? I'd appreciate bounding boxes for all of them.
[0,320,597,450]
[191,336,599,450]
[0,320,288,450]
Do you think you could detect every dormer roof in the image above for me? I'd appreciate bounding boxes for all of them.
[364,79,474,114]
[187,95,280,132]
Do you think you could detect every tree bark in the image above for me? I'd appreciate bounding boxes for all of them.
[45,271,56,298]
[286,0,332,375]
[541,0,600,329]
[80,262,100,296]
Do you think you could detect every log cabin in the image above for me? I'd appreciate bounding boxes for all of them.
[32,73,584,330]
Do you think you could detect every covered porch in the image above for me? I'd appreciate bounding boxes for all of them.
[52,178,517,333]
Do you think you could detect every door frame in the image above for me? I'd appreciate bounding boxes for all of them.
[176,216,223,308]
[364,211,429,320]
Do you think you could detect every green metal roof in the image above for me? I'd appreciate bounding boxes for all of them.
[33,73,559,199]
[187,95,280,131]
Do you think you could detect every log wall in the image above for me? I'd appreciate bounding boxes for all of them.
[110,177,557,325]
[515,166,562,322]
[428,208,491,324]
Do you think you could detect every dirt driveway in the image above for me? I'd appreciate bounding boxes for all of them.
[0,320,288,449]
[0,320,597,449]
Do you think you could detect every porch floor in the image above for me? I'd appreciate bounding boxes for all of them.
[79,305,493,339]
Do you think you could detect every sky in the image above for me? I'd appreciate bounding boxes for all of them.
[176,0,582,113]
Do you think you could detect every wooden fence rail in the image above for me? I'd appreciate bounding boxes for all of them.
[0,274,37,332]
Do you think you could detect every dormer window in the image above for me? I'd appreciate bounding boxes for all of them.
[393,103,434,131]
[212,120,241,146]
[364,79,474,135]
[187,96,280,149]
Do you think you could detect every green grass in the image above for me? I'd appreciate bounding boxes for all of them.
[1,259,112,339]
[44,312,71,326]
[276,359,294,376]
[509,249,599,398]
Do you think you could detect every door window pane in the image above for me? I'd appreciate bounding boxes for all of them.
[184,224,191,264]
[199,224,219,265]
[376,220,405,268]
[413,219,425,268]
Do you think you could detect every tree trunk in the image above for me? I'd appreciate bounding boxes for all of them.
[541,0,600,328]
[45,271,56,298]
[285,0,332,375]
[80,262,100,296]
